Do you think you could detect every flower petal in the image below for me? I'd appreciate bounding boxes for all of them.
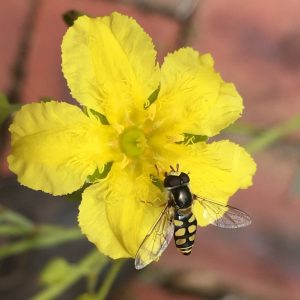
[78,181,131,258]
[62,13,160,126]
[79,162,165,259]
[155,48,243,137]
[8,101,114,195]
[178,140,256,226]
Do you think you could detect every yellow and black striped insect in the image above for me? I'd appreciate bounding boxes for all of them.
[135,166,251,269]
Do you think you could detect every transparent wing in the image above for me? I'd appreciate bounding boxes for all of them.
[195,196,251,228]
[135,204,174,270]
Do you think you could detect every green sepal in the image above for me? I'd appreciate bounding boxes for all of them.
[66,162,113,202]
[89,108,109,125]
[39,96,53,103]
[66,183,91,202]
[86,161,113,183]
[82,106,109,125]
[82,106,89,116]
[177,133,208,145]
[144,86,160,109]
[0,93,20,126]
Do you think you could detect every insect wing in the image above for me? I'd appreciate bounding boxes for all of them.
[135,204,174,270]
[196,196,251,228]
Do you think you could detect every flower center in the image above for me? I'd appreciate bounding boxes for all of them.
[119,126,146,158]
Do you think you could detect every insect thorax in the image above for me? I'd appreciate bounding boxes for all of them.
[168,185,193,209]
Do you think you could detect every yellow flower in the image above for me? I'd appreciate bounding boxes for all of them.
[8,12,256,260]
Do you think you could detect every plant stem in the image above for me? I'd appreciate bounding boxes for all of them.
[0,205,34,229]
[97,259,125,300]
[245,116,300,154]
[0,225,33,236]
[0,226,82,259]
[224,122,262,135]
[32,250,107,300]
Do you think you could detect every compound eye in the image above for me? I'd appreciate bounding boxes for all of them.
[164,175,181,188]
[179,172,190,184]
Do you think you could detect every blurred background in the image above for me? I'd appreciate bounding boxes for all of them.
[1,0,300,299]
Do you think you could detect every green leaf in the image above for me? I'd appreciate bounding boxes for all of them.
[0,205,34,230]
[0,206,34,237]
[0,226,82,260]
[0,93,20,125]
[33,251,107,300]
[96,260,125,300]
[0,225,33,236]
[41,258,74,285]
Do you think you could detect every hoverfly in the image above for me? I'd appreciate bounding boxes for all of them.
[135,165,251,269]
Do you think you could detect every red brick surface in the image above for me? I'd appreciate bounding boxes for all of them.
[0,0,32,94]
[0,142,10,177]
[247,150,300,233]
[1,1,300,299]
[120,0,199,19]
[113,277,203,300]
[191,0,300,128]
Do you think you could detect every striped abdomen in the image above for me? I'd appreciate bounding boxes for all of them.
[173,210,197,255]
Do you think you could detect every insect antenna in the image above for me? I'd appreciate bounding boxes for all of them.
[170,165,176,172]
[154,164,160,177]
